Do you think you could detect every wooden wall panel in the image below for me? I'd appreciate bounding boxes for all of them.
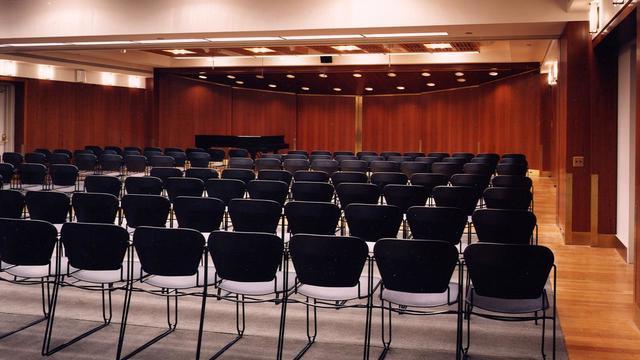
[157,74,231,149]
[421,88,479,155]
[231,88,297,150]
[362,95,423,153]
[296,95,356,152]
[22,79,149,152]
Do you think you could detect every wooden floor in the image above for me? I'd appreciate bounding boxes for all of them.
[534,175,640,359]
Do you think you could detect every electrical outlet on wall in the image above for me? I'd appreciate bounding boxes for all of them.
[572,156,584,167]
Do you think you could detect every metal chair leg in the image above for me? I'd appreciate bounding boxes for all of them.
[293,298,317,360]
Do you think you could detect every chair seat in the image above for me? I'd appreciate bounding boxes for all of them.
[3,256,69,278]
[52,185,77,193]
[218,271,296,296]
[144,266,216,289]
[297,275,380,301]
[467,286,549,314]
[381,282,459,308]
[22,184,43,191]
[69,261,143,284]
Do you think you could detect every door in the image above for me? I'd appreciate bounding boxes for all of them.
[0,83,15,153]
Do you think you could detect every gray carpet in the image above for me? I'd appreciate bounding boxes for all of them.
[0,273,567,360]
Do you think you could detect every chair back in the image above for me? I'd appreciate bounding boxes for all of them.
[331,171,368,188]
[121,194,171,228]
[72,192,119,224]
[165,177,205,202]
[345,203,402,243]
[407,206,467,244]
[174,196,225,232]
[19,163,47,185]
[0,218,58,266]
[283,159,310,173]
[336,183,380,209]
[257,169,292,186]
[187,152,211,168]
[294,170,330,183]
[472,209,536,245]
[221,168,255,185]
[84,175,122,197]
[150,155,176,168]
[401,161,430,177]
[247,180,289,205]
[255,158,281,171]
[150,167,183,187]
[291,181,334,202]
[205,179,246,206]
[61,223,128,270]
[133,227,205,276]
[383,184,428,213]
[0,189,25,218]
[228,157,254,170]
[310,159,339,175]
[74,153,97,171]
[50,164,78,186]
[483,187,532,210]
[370,160,401,173]
[124,176,163,195]
[228,198,281,233]
[125,155,147,173]
[25,152,47,164]
[284,201,340,235]
[432,185,479,216]
[228,148,249,158]
[2,152,23,167]
[184,168,219,182]
[26,191,70,224]
[491,175,533,190]
[370,172,408,191]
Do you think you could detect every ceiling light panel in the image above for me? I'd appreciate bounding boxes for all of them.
[136,39,208,44]
[244,47,275,53]
[424,43,453,50]
[281,34,363,40]
[332,45,361,51]
[162,49,196,55]
[206,36,282,42]
[363,32,448,38]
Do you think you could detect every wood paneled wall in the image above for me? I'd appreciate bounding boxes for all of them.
[19,78,150,152]
[297,95,356,152]
[362,94,423,153]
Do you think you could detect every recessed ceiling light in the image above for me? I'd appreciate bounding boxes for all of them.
[235,80,244,85]
[162,49,196,55]
[424,43,453,50]
[286,74,295,78]
[301,86,310,91]
[387,72,397,77]
[363,32,449,38]
[427,83,436,87]
[333,87,342,92]
[281,34,363,40]
[268,84,277,88]
[421,72,431,77]
[353,73,363,78]
[206,36,283,42]
[365,87,373,91]
[245,47,275,53]
[332,45,361,51]
[71,40,134,46]
[227,75,236,79]
[319,73,328,78]
[198,75,207,79]
[8,42,65,47]
[489,71,499,76]
[256,74,264,79]
[455,72,464,76]
[396,86,405,90]
[137,39,207,44]
[456,78,466,83]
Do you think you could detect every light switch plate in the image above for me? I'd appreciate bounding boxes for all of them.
[572,156,584,167]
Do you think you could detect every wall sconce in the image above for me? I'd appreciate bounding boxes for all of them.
[547,61,558,85]
[612,0,625,5]
[589,0,601,34]
[0,60,17,76]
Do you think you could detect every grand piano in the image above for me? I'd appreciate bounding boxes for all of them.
[195,134,289,157]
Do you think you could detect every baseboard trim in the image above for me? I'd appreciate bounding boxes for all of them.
[567,231,592,245]
[634,304,640,329]
[592,234,623,248]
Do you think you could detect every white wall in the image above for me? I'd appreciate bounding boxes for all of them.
[616,40,636,263]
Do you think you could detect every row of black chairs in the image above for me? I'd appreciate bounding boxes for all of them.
[0,218,556,360]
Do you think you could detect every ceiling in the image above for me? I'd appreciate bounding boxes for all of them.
[164,63,540,95]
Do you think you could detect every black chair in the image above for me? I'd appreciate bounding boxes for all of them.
[165,177,205,202]
[33,148,51,158]
[356,151,377,159]
[442,157,468,166]
[0,163,14,187]
[288,150,308,158]
[294,170,330,183]
[381,151,402,160]
[149,167,183,187]
[339,160,368,173]
[124,146,142,154]
[473,209,537,245]
[124,176,163,195]
[370,161,401,173]
[184,168,219,182]
[105,146,123,155]
[84,175,122,197]
[188,152,211,168]
[174,196,225,233]
[452,152,475,162]
[414,156,439,166]
[164,147,183,154]
[228,157,254,170]
[72,192,119,224]
[228,148,249,158]
[400,161,430,177]
[285,201,340,235]
[117,226,209,360]
[331,171,368,188]
[18,163,47,191]
[431,162,463,180]
[207,148,226,163]
[98,154,123,176]
[205,179,246,205]
[0,218,59,340]
[309,154,331,162]
[383,184,428,214]
[291,181,334,202]
[74,153,98,173]
[121,194,171,229]
[463,163,493,177]
[258,169,293,186]
[143,150,163,160]
[345,203,403,251]
[221,168,255,185]
[48,153,70,165]
[334,151,355,157]
[310,159,339,175]
[336,183,380,210]
[374,239,462,359]
[407,206,467,245]
[463,243,556,359]
[288,233,378,359]
[228,198,281,234]
[502,153,527,161]
[491,175,533,190]
[186,147,205,155]
[166,151,187,167]
[477,153,500,163]
[50,164,79,193]
[362,155,384,165]
[388,155,413,162]
[283,159,309,173]
[247,180,289,205]
[25,191,71,230]
[124,155,147,174]
[103,150,118,156]
[496,163,528,176]
[370,172,408,193]
[2,152,23,167]
[25,152,47,164]
[335,154,358,162]
[255,158,282,171]
[433,186,480,244]
[43,222,131,355]
[426,152,449,161]
[260,153,283,162]
[409,173,449,201]
[201,231,292,359]
[483,187,532,210]
[403,152,425,160]
[0,189,25,218]
[311,150,332,157]
[450,174,490,198]
[143,146,162,153]
[469,157,498,173]
[150,155,176,168]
